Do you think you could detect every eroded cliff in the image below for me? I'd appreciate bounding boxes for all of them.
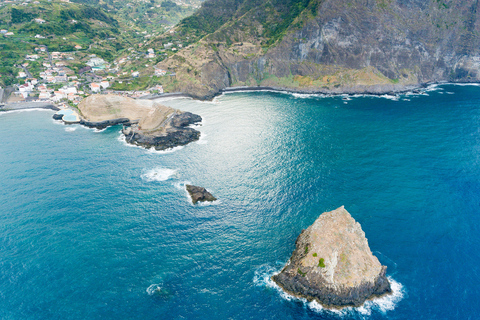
[155,0,480,99]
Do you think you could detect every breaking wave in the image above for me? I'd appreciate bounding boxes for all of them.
[253,264,405,317]
[146,283,163,296]
[141,167,177,182]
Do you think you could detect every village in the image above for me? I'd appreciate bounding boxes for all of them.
[0,0,198,107]
[5,43,172,108]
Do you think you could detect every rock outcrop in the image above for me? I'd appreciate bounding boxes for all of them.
[272,206,391,308]
[186,185,217,204]
[77,94,202,150]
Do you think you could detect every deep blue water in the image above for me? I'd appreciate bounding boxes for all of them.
[1,85,480,319]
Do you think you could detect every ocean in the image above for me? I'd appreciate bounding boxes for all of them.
[1,84,479,319]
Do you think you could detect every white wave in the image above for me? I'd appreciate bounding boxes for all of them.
[173,180,191,190]
[93,127,107,133]
[65,126,77,132]
[197,199,220,206]
[378,94,400,101]
[254,264,405,316]
[146,283,163,296]
[196,133,208,145]
[141,167,177,182]
[147,145,185,154]
[446,82,480,87]
[291,92,329,99]
[424,84,443,92]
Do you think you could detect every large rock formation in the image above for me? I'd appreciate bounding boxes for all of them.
[77,94,202,150]
[154,0,480,99]
[272,206,391,308]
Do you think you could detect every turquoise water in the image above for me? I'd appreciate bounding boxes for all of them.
[1,85,480,319]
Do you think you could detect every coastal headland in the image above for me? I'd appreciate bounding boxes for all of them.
[79,94,201,150]
[272,206,391,308]
[52,94,202,151]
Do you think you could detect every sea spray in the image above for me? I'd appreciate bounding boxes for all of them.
[141,168,178,182]
[253,264,404,317]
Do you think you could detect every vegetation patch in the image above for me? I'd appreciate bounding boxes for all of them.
[318,258,325,268]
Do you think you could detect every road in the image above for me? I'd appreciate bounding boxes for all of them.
[19,65,33,78]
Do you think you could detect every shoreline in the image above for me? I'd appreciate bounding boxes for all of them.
[150,81,472,102]
[219,83,427,98]
[0,101,59,112]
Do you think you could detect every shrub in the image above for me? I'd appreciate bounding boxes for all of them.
[318,258,325,268]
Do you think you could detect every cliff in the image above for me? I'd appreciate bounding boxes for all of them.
[77,94,202,150]
[154,0,480,99]
[272,206,391,308]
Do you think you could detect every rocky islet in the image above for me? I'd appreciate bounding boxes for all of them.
[185,185,217,204]
[272,206,392,308]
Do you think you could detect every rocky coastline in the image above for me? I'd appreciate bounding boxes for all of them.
[71,94,202,150]
[272,206,391,308]
[176,81,438,101]
[122,112,202,151]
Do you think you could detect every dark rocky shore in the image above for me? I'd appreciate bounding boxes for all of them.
[122,112,201,151]
[272,206,391,308]
[80,118,133,130]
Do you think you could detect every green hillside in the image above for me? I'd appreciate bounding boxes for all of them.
[0,0,203,87]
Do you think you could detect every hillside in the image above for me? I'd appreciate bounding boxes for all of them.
[151,0,480,99]
[0,0,202,87]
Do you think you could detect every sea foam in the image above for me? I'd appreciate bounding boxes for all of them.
[146,283,163,296]
[253,264,405,317]
[65,126,77,132]
[141,168,177,182]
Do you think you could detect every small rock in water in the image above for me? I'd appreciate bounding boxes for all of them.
[186,185,216,204]
[272,206,392,308]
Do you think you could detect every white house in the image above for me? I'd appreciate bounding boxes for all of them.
[86,57,105,67]
[38,92,51,100]
[34,18,46,24]
[90,83,101,93]
[100,81,110,89]
[155,68,167,76]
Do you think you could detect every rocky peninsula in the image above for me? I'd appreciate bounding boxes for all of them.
[77,94,202,150]
[272,206,391,308]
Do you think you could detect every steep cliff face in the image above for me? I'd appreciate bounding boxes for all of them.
[156,0,480,99]
[272,206,391,308]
